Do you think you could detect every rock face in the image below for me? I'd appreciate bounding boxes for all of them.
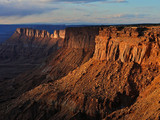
[94,26,160,65]
[59,30,65,39]
[53,30,59,38]
[0,25,160,120]
[64,27,99,49]
[0,28,65,64]
[41,27,99,80]
[16,28,65,39]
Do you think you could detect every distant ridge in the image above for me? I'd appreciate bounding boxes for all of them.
[0,24,66,43]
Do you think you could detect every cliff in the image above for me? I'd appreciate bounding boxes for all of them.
[16,28,65,39]
[41,27,100,81]
[0,25,160,120]
[64,27,99,49]
[94,26,160,65]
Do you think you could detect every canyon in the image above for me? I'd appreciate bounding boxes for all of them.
[0,25,160,120]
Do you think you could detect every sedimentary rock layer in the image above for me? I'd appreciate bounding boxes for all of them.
[94,26,160,65]
[16,28,65,39]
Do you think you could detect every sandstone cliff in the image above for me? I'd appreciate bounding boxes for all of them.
[43,27,99,80]
[16,28,65,39]
[94,26,160,65]
[0,25,160,120]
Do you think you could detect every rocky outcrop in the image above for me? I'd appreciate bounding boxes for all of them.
[51,30,65,39]
[94,26,160,65]
[16,28,65,39]
[59,30,65,39]
[16,28,50,38]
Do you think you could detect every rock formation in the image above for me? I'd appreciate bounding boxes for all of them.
[0,25,160,120]
[64,27,99,49]
[16,28,65,39]
[94,26,160,65]
[59,30,66,39]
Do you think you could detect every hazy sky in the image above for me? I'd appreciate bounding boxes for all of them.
[0,0,160,24]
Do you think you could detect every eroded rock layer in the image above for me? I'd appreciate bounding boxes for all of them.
[94,26,160,65]
[16,28,65,39]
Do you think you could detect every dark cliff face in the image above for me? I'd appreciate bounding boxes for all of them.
[16,28,65,39]
[64,27,99,49]
[42,27,100,81]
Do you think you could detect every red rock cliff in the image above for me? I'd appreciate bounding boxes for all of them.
[93,26,160,65]
[16,28,65,39]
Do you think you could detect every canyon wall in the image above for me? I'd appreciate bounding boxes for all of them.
[42,26,160,119]
[93,26,160,65]
[43,27,100,80]
[64,27,99,49]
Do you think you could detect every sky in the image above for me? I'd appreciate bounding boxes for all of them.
[0,0,160,24]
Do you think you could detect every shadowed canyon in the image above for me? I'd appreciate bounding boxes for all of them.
[0,25,160,120]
